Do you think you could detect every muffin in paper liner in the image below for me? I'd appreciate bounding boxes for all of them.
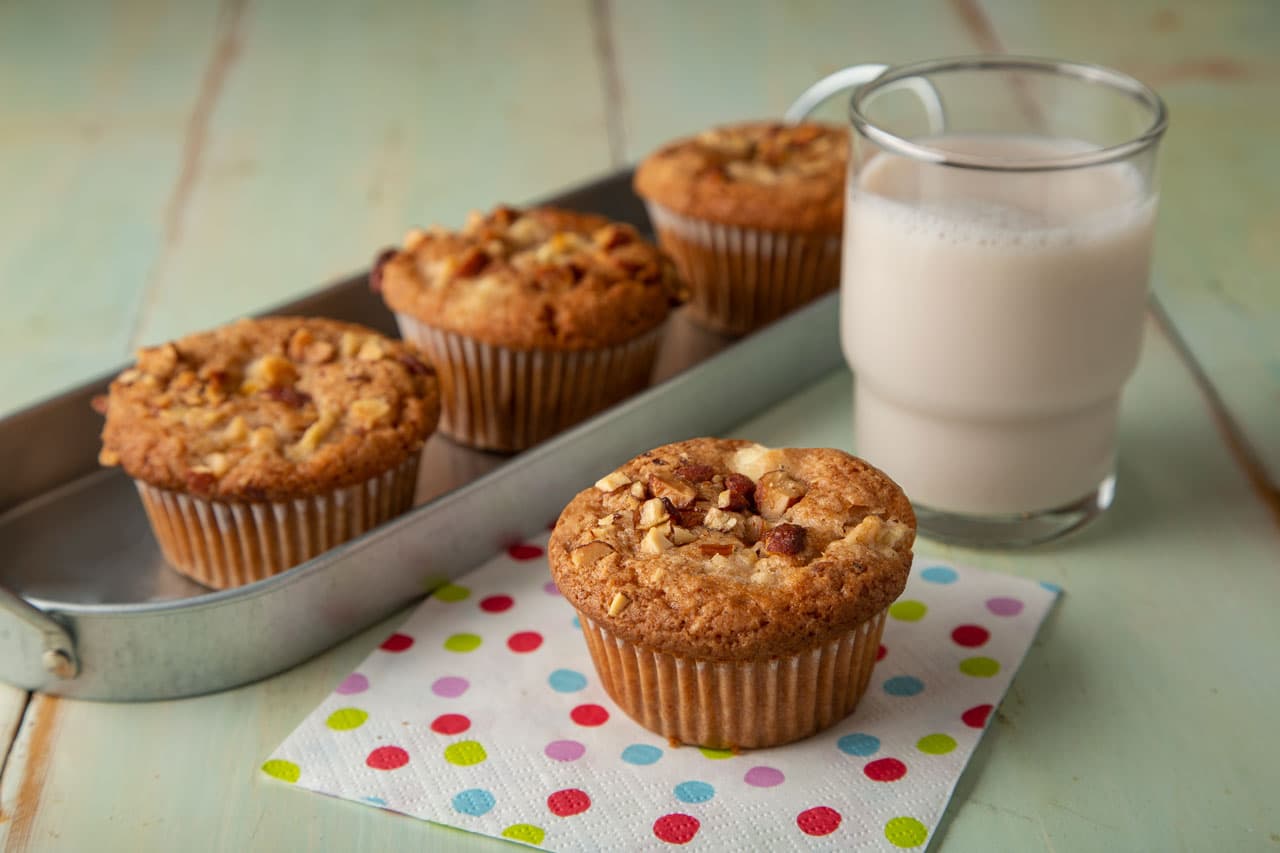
[549,438,916,750]
[395,314,664,453]
[135,454,421,590]
[579,608,888,749]
[645,201,842,336]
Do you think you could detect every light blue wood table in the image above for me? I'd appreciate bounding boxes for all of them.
[1,2,1277,850]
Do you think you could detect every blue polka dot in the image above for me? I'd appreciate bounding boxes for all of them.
[920,566,958,584]
[837,732,881,756]
[571,615,581,630]
[621,744,663,765]
[452,788,495,816]
[548,669,587,693]
[1040,580,1061,593]
[674,781,715,804]
[883,675,925,697]
[364,796,387,806]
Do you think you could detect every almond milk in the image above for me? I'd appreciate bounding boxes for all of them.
[842,135,1157,515]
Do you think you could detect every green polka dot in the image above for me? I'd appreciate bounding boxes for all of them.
[889,600,927,622]
[261,759,300,783]
[916,733,957,754]
[435,583,471,602]
[444,740,488,766]
[699,747,735,760]
[959,656,1000,678]
[885,816,928,847]
[444,633,482,652]
[501,824,545,845]
[325,708,369,731]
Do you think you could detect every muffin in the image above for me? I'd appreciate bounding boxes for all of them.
[375,205,683,452]
[549,438,915,749]
[97,316,440,589]
[634,121,848,335]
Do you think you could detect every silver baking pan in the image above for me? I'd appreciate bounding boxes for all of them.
[0,170,842,701]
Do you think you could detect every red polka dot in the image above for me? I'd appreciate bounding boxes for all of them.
[864,757,907,782]
[508,543,544,560]
[430,713,471,735]
[570,704,609,726]
[547,788,591,817]
[480,594,514,613]
[796,806,842,836]
[877,644,887,661]
[951,624,991,647]
[653,813,700,844]
[508,631,543,653]
[380,633,414,652]
[962,703,993,729]
[365,746,409,770]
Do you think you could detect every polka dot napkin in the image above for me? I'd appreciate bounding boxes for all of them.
[264,533,1059,850]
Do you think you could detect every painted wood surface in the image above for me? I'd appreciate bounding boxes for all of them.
[0,0,1277,850]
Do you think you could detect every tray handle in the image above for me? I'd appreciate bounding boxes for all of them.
[0,585,79,682]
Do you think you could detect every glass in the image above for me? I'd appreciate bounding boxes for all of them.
[794,57,1167,546]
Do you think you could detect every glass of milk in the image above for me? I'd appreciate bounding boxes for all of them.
[795,57,1167,545]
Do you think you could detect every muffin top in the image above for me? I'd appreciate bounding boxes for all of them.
[548,438,915,661]
[97,316,440,501]
[633,121,849,233]
[375,205,683,351]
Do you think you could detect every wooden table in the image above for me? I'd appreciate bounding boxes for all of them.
[2,1,1277,850]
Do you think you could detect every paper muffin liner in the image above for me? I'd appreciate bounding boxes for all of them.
[135,454,421,590]
[395,314,664,452]
[579,607,888,749]
[645,201,841,336]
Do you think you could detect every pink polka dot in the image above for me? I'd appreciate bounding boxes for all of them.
[864,757,907,782]
[547,788,591,817]
[744,766,785,787]
[653,813,700,845]
[508,631,543,653]
[986,596,1024,616]
[796,806,842,836]
[431,676,469,698]
[877,644,887,661]
[366,746,409,770]
[570,704,609,726]
[543,581,561,595]
[335,673,368,695]
[480,594,514,613]
[962,703,993,728]
[952,624,991,647]
[508,543,544,560]
[545,740,586,762]
[380,633,414,652]
[430,713,471,735]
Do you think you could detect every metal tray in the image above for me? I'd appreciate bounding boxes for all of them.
[0,170,842,701]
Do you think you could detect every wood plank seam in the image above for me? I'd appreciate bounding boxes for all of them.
[0,693,31,796]
[948,0,1005,53]
[1150,296,1280,529]
[127,0,248,350]
[589,0,627,167]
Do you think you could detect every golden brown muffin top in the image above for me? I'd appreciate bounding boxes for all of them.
[633,121,849,233]
[97,316,440,501]
[548,438,915,661]
[375,205,683,351]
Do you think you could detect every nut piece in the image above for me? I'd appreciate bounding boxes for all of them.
[252,354,298,387]
[699,543,734,557]
[350,397,392,429]
[295,410,338,454]
[571,540,615,568]
[670,526,698,545]
[607,591,631,617]
[223,415,248,444]
[755,470,806,520]
[847,515,912,554]
[136,343,180,378]
[340,331,361,358]
[204,452,231,477]
[729,443,785,481]
[762,522,807,556]
[98,447,120,466]
[703,507,738,533]
[250,427,278,451]
[594,470,632,493]
[357,339,386,362]
[264,385,312,408]
[640,526,672,554]
[639,498,670,529]
[718,473,756,511]
[630,481,647,499]
[648,473,698,509]
[673,463,715,483]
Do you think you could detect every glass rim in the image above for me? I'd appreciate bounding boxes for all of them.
[849,55,1169,172]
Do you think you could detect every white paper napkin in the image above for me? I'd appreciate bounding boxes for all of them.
[265,532,1058,851]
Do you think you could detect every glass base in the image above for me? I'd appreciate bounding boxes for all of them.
[914,475,1115,548]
